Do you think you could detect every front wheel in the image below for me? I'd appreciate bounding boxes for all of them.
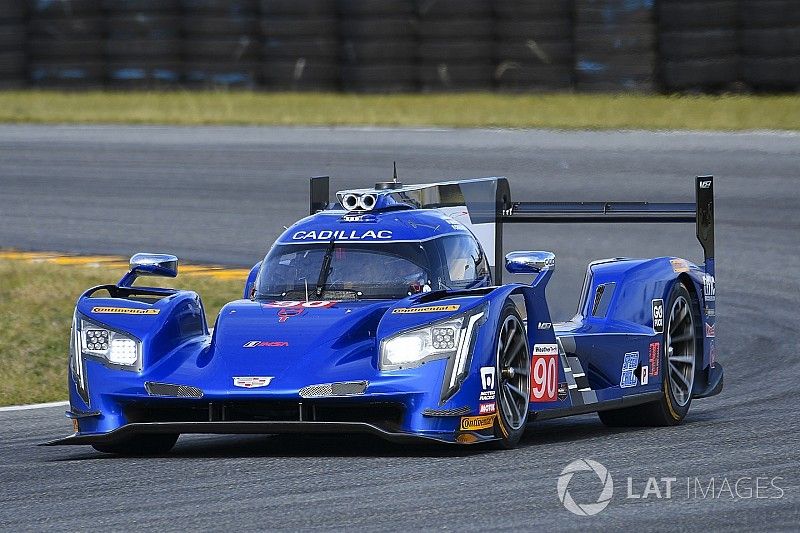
[92,433,179,455]
[493,300,531,448]
[598,282,700,427]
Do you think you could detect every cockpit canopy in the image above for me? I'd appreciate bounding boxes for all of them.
[256,233,490,300]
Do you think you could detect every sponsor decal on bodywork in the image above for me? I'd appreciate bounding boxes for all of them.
[460,414,495,431]
[705,322,715,338]
[479,366,496,401]
[649,342,660,377]
[233,376,273,388]
[243,341,289,348]
[641,366,649,385]
[652,299,664,333]
[277,308,304,322]
[538,322,552,329]
[479,402,496,415]
[91,306,159,315]
[291,229,392,241]
[533,343,559,356]
[263,300,338,308]
[703,274,715,302]
[392,304,460,314]
[620,352,640,388]
[558,382,568,401]
[670,258,691,273]
[531,355,558,402]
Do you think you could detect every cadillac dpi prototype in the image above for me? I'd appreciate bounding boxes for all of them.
[46,175,723,453]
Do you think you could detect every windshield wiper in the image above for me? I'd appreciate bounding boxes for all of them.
[315,238,336,298]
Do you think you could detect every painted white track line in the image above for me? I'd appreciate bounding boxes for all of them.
[0,400,68,412]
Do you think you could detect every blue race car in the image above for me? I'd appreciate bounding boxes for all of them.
[45,175,723,453]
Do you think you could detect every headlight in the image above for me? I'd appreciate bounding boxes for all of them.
[381,316,464,369]
[77,316,141,368]
[380,303,487,395]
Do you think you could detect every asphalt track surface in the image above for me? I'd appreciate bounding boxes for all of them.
[1,125,799,531]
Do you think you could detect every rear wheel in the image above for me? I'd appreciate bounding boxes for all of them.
[92,433,179,455]
[494,300,530,448]
[598,282,699,426]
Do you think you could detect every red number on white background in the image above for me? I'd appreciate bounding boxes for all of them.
[531,355,558,402]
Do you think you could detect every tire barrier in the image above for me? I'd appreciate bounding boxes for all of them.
[494,0,574,92]
[658,0,739,92]
[105,0,181,89]
[739,0,800,91]
[339,0,416,92]
[28,0,104,88]
[262,0,338,91]
[182,0,260,88]
[0,1,797,93]
[418,0,494,92]
[574,0,657,92]
[0,1,26,88]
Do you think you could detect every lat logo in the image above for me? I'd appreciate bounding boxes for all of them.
[699,180,712,189]
[538,322,552,329]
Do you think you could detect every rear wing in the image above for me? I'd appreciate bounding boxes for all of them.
[308,175,714,284]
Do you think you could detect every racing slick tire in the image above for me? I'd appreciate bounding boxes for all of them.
[598,282,700,427]
[493,300,531,449]
[92,433,179,455]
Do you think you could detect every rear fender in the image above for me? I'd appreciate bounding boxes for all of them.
[584,256,714,369]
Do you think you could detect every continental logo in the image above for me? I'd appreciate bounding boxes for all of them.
[460,414,496,431]
[392,305,460,314]
[91,306,159,315]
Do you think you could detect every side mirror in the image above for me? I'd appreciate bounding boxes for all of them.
[129,253,179,278]
[505,251,556,274]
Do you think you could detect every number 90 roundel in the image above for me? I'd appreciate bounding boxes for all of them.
[531,350,558,402]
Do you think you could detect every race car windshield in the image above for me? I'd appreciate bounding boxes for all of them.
[256,242,437,300]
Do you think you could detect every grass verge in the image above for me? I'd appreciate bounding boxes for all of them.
[0,258,242,406]
[0,90,798,130]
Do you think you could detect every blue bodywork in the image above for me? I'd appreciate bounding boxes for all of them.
[49,176,723,447]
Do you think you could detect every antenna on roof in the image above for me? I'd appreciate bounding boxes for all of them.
[375,162,403,190]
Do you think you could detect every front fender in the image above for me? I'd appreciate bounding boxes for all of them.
[75,288,209,370]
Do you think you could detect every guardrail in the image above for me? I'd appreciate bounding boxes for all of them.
[0,0,797,93]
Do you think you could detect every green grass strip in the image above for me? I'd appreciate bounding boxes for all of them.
[0,90,798,130]
[0,259,242,406]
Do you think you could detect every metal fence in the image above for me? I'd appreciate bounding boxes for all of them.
[0,0,798,92]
